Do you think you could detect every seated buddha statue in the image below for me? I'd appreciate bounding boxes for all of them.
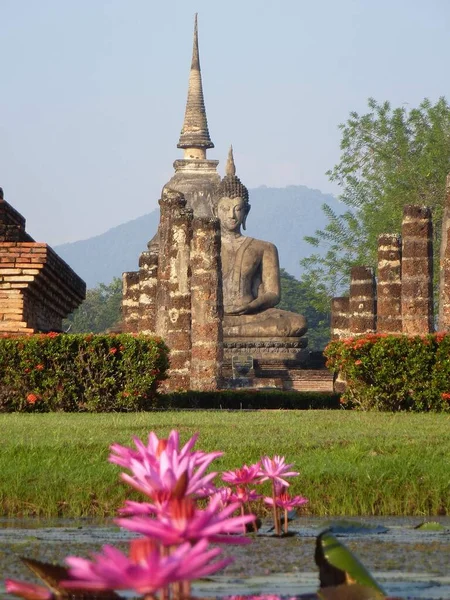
[214,148,307,339]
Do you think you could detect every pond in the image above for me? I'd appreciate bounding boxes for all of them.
[1,516,449,599]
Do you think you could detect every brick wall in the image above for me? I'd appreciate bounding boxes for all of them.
[0,196,86,333]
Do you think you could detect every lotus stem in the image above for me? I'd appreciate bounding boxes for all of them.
[272,480,280,535]
[284,508,288,534]
[240,503,246,534]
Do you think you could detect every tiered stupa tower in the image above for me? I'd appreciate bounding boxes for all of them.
[162,14,220,217]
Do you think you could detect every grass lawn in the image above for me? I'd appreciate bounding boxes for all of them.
[0,411,449,517]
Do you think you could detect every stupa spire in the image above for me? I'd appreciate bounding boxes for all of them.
[177,14,214,158]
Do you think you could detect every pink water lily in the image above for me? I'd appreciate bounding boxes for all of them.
[259,455,299,487]
[222,462,261,486]
[62,539,230,594]
[116,495,254,546]
[111,431,222,500]
[264,493,308,510]
[230,486,262,504]
[5,580,52,600]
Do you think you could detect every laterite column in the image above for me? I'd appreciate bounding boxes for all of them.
[401,205,433,335]
[122,271,140,333]
[330,297,350,340]
[377,233,402,333]
[138,246,159,335]
[156,188,193,391]
[438,174,450,331]
[349,266,376,334]
[190,217,223,390]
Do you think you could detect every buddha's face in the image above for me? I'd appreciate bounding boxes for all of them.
[217,196,246,233]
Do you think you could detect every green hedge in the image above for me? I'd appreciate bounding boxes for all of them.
[325,332,450,411]
[155,390,340,410]
[0,333,169,412]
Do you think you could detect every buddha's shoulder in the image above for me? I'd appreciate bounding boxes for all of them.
[244,236,278,252]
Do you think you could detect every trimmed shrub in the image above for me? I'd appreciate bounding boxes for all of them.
[325,333,450,411]
[0,333,169,412]
[155,390,340,410]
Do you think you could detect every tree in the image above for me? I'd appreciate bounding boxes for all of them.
[278,269,330,350]
[302,97,450,305]
[64,277,122,333]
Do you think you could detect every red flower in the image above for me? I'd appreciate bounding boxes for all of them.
[35,364,44,371]
[441,392,450,401]
[109,347,118,354]
[354,359,362,366]
[27,393,38,404]
[46,331,59,338]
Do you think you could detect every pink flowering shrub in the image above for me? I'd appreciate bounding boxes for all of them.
[325,333,450,412]
[0,333,169,412]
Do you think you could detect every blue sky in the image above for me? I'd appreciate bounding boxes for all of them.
[1,0,449,244]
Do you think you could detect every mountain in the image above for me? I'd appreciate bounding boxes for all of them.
[55,185,342,288]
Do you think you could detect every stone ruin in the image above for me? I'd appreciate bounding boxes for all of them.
[331,174,450,340]
[122,17,331,393]
[0,188,86,334]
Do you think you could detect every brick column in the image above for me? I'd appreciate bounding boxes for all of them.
[349,266,376,335]
[377,233,402,334]
[190,217,223,391]
[156,189,193,391]
[401,205,434,335]
[438,174,450,331]
[330,297,350,340]
[122,271,140,333]
[138,247,159,335]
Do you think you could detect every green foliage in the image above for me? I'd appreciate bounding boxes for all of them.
[64,277,122,333]
[325,333,450,411]
[155,389,339,410]
[1,411,449,517]
[303,97,450,302]
[0,333,169,412]
[279,269,330,349]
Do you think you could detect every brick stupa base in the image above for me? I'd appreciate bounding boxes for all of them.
[0,190,86,333]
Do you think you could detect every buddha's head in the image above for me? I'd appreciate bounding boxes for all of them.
[215,146,250,231]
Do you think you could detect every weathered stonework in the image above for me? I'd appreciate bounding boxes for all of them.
[122,271,140,334]
[438,174,450,331]
[155,190,193,391]
[330,297,350,340]
[401,205,433,335]
[377,233,402,334]
[122,189,224,392]
[0,189,86,333]
[349,266,376,334]
[190,217,223,390]
[138,249,158,335]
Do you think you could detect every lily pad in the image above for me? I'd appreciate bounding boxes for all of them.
[315,531,386,596]
[414,521,446,531]
[321,521,388,535]
[318,583,386,599]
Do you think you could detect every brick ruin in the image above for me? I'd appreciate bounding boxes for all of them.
[0,188,86,334]
[123,188,223,392]
[331,175,450,339]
